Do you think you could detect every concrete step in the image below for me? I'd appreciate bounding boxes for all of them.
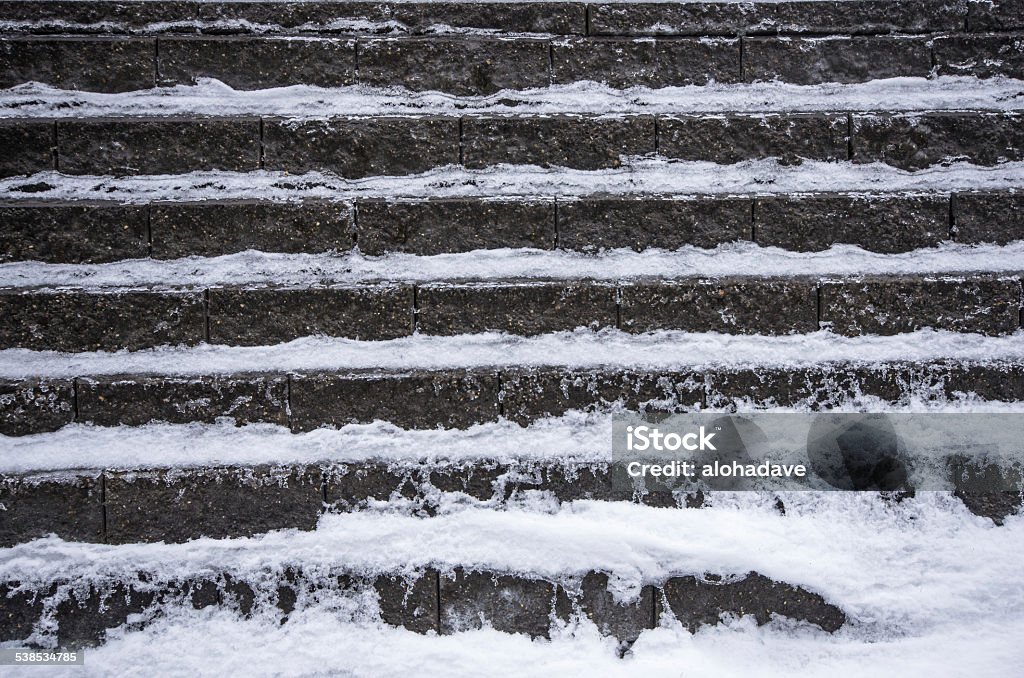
[0,273,1019,352]
[6,33,1021,92]
[4,191,1024,263]
[5,111,1024,179]
[3,358,1024,436]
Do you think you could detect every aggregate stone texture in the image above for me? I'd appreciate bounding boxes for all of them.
[54,583,155,647]
[0,378,75,436]
[359,38,550,95]
[440,569,556,638]
[662,573,846,632]
[0,120,54,177]
[571,572,655,645]
[0,37,155,91]
[427,462,509,501]
[820,276,1022,336]
[968,0,1024,30]
[933,34,1024,79]
[754,194,948,253]
[415,281,618,335]
[355,199,554,255]
[619,279,819,335]
[375,571,440,634]
[158,37,356,89]
[104,466,324,543]
[76,374,289,427]
[0,474,103,547]
[207,285,414,345]
[588,1,966,36]
[954,191,1024,244]
[192,1,587,35]
[0,290,206,352]
[913,362,1024,402]
[658,114,848,164]
[551,37,739,88]
[263,117,459,177]
[0,202,149,263]
[289,370,500,431]
[150,200,353,258]
[0,582,44,642]
[557,196,751,252]
[461,115,655,170]
[324,463,423,508]
[743,36,931,84]
[0,1,200,33]
[57,118,260,175]
[704,366,908,408]
[500,368,703,423]
[505,464,618,502]
[852,113,1024,170]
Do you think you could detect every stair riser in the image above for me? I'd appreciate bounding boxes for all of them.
[0,568,844,648]
[3,362,1023,437]
[3,458,1019,546]
[5,113,1023,178]
[4,192,1022,263]
[0,276,1018,351]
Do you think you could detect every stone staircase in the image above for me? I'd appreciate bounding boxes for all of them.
[0,0,1023,667]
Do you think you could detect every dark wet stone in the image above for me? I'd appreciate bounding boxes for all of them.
[0,378,75,436]
[551,37,739,88]
[659,114,848,164]
[416,281,617,335]
[0,474,103,547]
[934,34,1024,79]
[375,570,439,633]
[558,196,751,252]
[954,191,1024,244]
[0,120,54,177]
[0,37,155,91]
[440,569,555,638]
[0,202,149,264]
[744,36,930,84]
[619,278,819,335]
[208,285,413,345]
[54,583,155,648]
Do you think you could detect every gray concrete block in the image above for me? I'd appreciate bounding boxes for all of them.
[954,191,1024,244]
[57,118,259,175]
[934,34,1024,79]
[0,202,149,263]
[263,117,458,177]
[76,374,289,427]
[375,571,439,634]
[324,463,421,508]
[662,572,845,632]
[574,572,654,646]
[359,37,549,95]
[290,370,500,431]
[659,114,848,164]
[54,582,155,648]
[158,37,356,89]
[704,365,908,408]
[0,1,200,33]
[619,279,819,334]
[557,196,751,252]
[462,115,654,170]
[104,465,323,543]
[208,285,414,345]
[0,474,104,547]
[0,37,155,91]
[151,200,353,258]
[821,276,1022,336]
[0,290,206,351]
[356,199,554,255]
[754,194,949,252]
[500,368,703,424]
[0,120,54,177]
[0,378,75,436]
[852,113,1024,170]
[551,37,739,88]
[440,569,555,638]
[743,35,931,84]
[968,0,1024,30]
[416,281,618,335]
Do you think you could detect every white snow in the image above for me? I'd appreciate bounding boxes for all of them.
[0,328,1021,379]
[4,160,1024,203]
[2,242,1022,290]
[3,78,1022,118]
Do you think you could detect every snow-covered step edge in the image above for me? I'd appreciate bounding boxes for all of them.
[5,161,1024,203]
[5,78,1024,119]
[2,329,1023,379]
[2,244,1022,289]
[1,495,1019,641]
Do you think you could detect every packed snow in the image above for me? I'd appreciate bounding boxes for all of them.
[3,78,1023,119]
